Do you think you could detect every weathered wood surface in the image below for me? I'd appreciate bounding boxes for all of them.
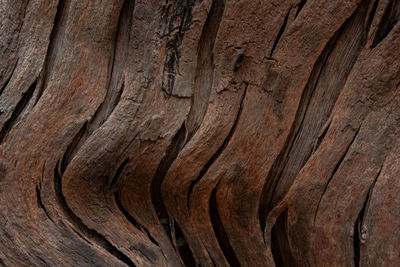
[0,0,399,266]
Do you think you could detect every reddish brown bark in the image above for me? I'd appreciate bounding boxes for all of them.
[0,0,399,266]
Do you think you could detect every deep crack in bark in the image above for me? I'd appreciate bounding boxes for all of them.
[209,182,241,267]
[53,160,137,267]
[0,79,37,144]
[353,164,383,267]
[187,83,248,211]
[269,8,291,60]
[314,127,360,223]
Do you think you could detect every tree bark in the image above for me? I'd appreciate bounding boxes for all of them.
[1,0,399,266]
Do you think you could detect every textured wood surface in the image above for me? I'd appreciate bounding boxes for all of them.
[0,0,399,266]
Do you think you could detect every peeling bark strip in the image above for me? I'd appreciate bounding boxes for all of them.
[1,0,400,265]
[53,161,137,267]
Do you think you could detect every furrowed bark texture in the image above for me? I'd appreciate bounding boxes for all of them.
[0,0,399,266]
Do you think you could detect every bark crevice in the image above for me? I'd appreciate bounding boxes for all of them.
[0,78,37,144]
[53,160,137,267]
[187,84,248,210]
[314,127,360,223]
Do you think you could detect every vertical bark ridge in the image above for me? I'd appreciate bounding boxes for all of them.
[53,160,137,267]
[187,84,248,211]
[34,0,67,105]
[209,182,241,267]
[314,127,360,223]
[185,0,226,141]
[259,0,373,232]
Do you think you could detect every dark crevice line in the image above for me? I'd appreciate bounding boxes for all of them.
[313,119,332,153]
[314,127,360,223]
[53,160,137,267]
[151,122,187,238]
[90,0,134,128]
[209,183,241,267]
[371,0,400,48]
[353,164,383,267]
[187,84,248,211]
[60,0,134,171]
[71,227,92,244]
[295,0,307,19]
[0,59,18,97]
[60,121,88,174]
[270,209,296,267]
[205,248,217,267]
[58,0,132,173]
[185,0,226,142]
[172,219,197,267]
[0,79,37,144]
[259,0,369,233]
[34,0,67,106]
[365,0,379,39]
[109,158,129,191]
[36,185,54,223]
[259,25,341,234]
[114,192,160,247]
[269,7,291,60]
[258,146,288,238]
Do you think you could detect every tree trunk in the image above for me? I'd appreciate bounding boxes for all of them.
[1,0,399,266]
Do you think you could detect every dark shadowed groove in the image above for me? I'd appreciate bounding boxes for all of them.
[114,192,160,247]
[34,0,67,105]
[313,119,332,152]
[295,0,307,19]
[185,0,226,141]
[268,8,291,60]
[53,160,137,267]
[59,0,133,174]
[109,158,129,191]
[259,0,370,233]
[187,84,248,211]
[0,79,37,144]
[151,123,186,236]
[0,59,18,97]
[270,209,295,267]
[172,219,197,266]
[259,26,341,234]
[36,185,54,223]
[60,121,88,174]
[90,0,134,128]
[365,0,379,38]
[209,183,241,267]
[353,164,383,267]
[314,127,360,223]
[371,0,400,48]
